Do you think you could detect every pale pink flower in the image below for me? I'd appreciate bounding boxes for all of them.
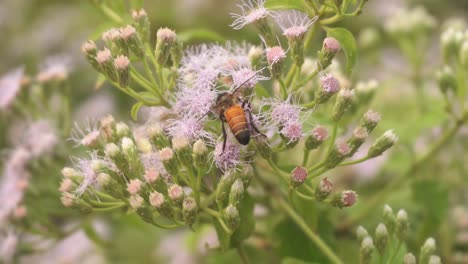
[0,67,24,110]
[149,191,165,208]
[341,190,358,207]
[173,85,217,118]
[127,179,143,194]
[266,46,286,66]
[168,184,184,201]
[70,119,100,147]
[320,74,340,93]
[36,55,72,82]
[214,141,243,170]
[229,67,269,90]
[260,97,303,128]
[166,116,214,142]
[276,11,317,40]
[280,121,303,142]
[129,194,144,209]
[230,0,270,30]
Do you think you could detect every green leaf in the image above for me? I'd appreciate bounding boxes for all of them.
[178,29,225,43]
[230,193,255,247]
[213,217,231,251]
[265,0,305,11]
[282,257,320,264]
[131,102,144,121]
[325,27,358,75]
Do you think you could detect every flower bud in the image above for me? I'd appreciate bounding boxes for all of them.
[170,41,183,68]
[441,27,464,61]
[13,206,27,220]
[182,197,198,226]
[59,178,74,193]
[436,66,457,93]
[315,177,333,201]
[382,204,396,234]
[100,115,116,142]
[255,135,272,159]
[428,255,441,264]
[116,122,131,138]
[96,172,111,187]
[248,46,264,66]
[149,191,172,217]
[290,166,308,187]
[102,28,124,54]
[360,110,381,133]
[239,164,254,188]
[132,9,150,42]
[403,253,416,264]
[360,236,375,264]
[266,46,286,78]
[396,209,409,241]
[121,137,145,178]
[325,140,351,168]
[155,27,177,66]
[332,88,354,121]
[168,184,184,204]
[136,137,152,154]
[114,55,130,87]
[317,37,340,71]
[129,194,144,209]
[193,139,208,169]
[144,168,167,195]
[216,170,238,206]
[420,237,436,264]
[81,40,99,70]
[316,74,340,104]
[96,48,117,81]
[347,127,368,156]
[368,130,398,158]
[147,124,169,148]
[61,167,80,178]
[331,190,358,208]
[356,226,369,243]
[127,179,143,195]
[120,25,144,58]
[159,147,178,176]
[229,179,245,207]
[172,136,192,166]
[358,27,381,51]
[305,126,328,150]
[224,204,240,231]
[375,223,389,255]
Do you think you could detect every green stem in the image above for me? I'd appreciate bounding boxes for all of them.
[285,64,298,89]
[302,149,311,166]
[237,244,250,264]
[195,168,203,206]
[295,190,315,201]
[277,197,343,264]
[339,156,370,166]
[386,242,401,264]
[294,69,319,91]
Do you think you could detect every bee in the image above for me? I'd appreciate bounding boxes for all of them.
[214,82,264,151]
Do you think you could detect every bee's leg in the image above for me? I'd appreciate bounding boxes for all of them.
[222,121,227,151]
[244,102,266,138]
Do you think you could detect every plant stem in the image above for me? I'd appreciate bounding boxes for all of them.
[339,156,370,166]
[276,197,343,264]
[386,241,401,264]
[237,244,250,264]
[302,149,311,166]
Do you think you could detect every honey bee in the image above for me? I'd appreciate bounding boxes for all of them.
[214,83,264,151]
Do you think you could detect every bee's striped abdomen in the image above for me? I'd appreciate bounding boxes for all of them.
[225,105,250,145]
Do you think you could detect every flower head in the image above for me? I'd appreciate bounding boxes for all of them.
[0,67,24,111]
[70,119,100,147]
[36,55,72,83]
[266,46,286,66]
[127,179,143,194]
[280,121,303,142]
[214,141,243,170]
[276,11,317,40]
[173,85,217,118]
[261,97,302,128]
[230,0,270,30]
[166,116,213,142]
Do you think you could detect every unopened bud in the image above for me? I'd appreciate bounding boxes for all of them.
[315,177,333,201]
[436,66,457,93]
[136,137,152,154]
[120,25,144,58]
[420,237,436,264]
[348,127,368,156]
[360,110,381,133]
[305,126,328,150]
[360,236,375,264]
[216,170,238,206]
[168,184,184,204]
[96,48,117,81]
[239,164,254,188]
[127,179,143,195]
[368,130,398,158]
[459,40,468,67]
[375,223,389,255]
[356,226,369,243]
[318,37,340,71]
[81,40,99,70]
[155,27,177,66]
[61,167,80,178]
[132,9,150,42]
[316,74,340,104]
[382,204,396,234]
[116,122,131,138]
[100,115,116,142]
[97,172,111,187]
[441,27,464,60]
[59,178,74,193]
[248,46,264,66]
[224,204,240,230]
[332,88,354,121]
[129,194,144,209]
[396,209,409,241]
[403,253,416,264]
[159,147,178,176]
[182,197,198,226]
[355,79,378,104]
[149,191,172,217]
[290,166,308,187]
[193,139,208,168]
[325,140,351,168]
[229,179,245,206]
[266,46,286,78]
[147,124,169,148]
[331,190,358,208]
[172,136,192,166]
[61,192,75,208]
[114,55,130,87]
